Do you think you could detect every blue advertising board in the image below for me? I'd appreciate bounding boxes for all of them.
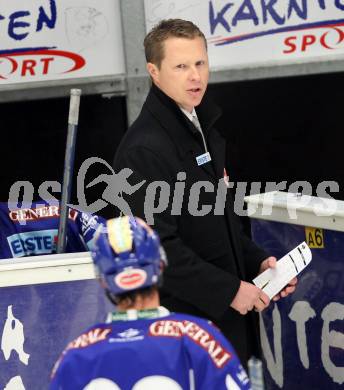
[251,219,344,390]
[0,279,113,390]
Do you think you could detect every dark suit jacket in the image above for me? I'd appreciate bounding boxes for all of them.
[113,84,268,363]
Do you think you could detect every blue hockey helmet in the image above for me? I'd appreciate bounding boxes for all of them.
[91,216,167,296]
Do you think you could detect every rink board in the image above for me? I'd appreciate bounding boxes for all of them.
[0,253,112,390]
[247,192,344,390]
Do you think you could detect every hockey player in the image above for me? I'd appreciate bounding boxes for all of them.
[50,216,252,389]
[0,200,105,259]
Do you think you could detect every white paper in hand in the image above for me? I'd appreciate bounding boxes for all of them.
[253,242,312,299]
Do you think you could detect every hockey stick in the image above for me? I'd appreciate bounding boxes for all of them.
[57,89,82,253]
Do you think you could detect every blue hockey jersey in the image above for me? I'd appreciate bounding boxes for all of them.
[50,308,251,390]
[0,201,105,259]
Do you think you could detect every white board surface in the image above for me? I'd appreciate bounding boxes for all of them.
[0,0,125,85]
[144,0,344,70]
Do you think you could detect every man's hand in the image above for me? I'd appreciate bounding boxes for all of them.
[230,281,270,315]
[259,256,298,301]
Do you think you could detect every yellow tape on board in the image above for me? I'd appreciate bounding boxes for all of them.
[305,227,324,249]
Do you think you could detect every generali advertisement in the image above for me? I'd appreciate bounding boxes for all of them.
[0,0,125,85]
[144,0,344,70]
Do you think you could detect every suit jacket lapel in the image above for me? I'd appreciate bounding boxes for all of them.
[145,86,218,179]
[184,118,216,178]
[145,84,225,178]
[196,92,223,179]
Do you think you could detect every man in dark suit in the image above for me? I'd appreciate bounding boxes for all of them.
[113,19,296,365]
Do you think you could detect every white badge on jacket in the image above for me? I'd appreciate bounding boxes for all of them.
[196,152,211,166]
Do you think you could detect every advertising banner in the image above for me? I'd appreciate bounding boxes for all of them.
[144,0,344,70]
[0,278,113,389]
[0,0,125,85]
[251,219,344,389]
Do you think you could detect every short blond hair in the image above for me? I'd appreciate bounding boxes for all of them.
[144,19,207,68]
